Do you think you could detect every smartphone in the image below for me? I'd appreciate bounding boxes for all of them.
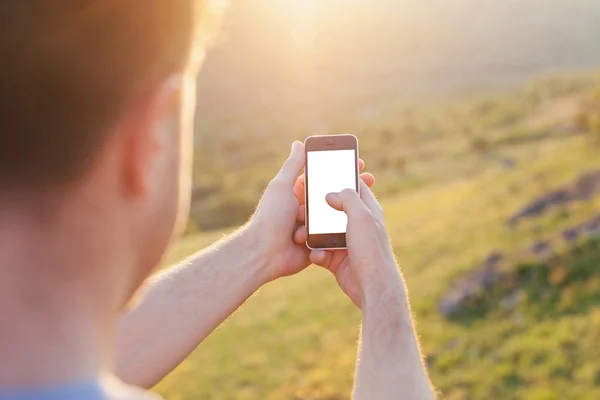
[304,134,359,250]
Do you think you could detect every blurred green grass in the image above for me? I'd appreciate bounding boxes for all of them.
[154,73,600,399]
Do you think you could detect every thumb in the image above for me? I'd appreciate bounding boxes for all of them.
[326,189,368,216]
[276,141,305,184]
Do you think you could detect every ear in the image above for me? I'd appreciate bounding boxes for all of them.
[120,75,183,199]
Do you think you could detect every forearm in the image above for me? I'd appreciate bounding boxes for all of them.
[354,270,434,400]
[115,224,268,388]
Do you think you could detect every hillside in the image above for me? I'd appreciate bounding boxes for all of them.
[188,0,600,231]
[189,70,600,230]
[155,71,600,399]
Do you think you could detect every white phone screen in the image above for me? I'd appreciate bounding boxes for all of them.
[307,149,357,235]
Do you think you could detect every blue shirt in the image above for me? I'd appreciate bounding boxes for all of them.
[0,379,160,400]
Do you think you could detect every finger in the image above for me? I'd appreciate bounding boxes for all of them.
[360,172,375,188]
[300,182,372,222]
[326,188,369,218]
[296,171,372,205]
[310,250,333,268]
[276,141,305,185]
[359,158,365,172]
[294,176,305,206]
[298,177,373,219]
[296,205,305,222]
[294,225,308,245]
[359,179,383,215]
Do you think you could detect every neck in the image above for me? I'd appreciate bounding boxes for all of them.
[0,202,125,388]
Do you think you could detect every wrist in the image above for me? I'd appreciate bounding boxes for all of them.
[360,266,408,313]
[239,221,273,287]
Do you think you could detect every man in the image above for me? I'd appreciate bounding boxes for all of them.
[0,1,434,399]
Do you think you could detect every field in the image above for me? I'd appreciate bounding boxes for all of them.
[152,69,600,399]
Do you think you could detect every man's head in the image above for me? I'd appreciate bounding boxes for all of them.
[0,1,208,304]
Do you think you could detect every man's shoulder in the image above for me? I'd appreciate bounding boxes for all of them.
[0,378,162,400]
[111,386,162,400]
[103,378,163,400]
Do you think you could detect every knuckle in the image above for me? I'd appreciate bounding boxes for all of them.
[281,158,294,171]
[374,217,387,232]
[374,205,385,221]
[340,188,358,197]
[267,177,285,191]
[282,157,302,174]
[354,207,374,223]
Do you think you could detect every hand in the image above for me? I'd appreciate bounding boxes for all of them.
[251,141,309,282]
[252,141,375,283]
[295,180,401,308]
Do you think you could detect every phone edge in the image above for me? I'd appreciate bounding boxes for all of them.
[303,134,359,251]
